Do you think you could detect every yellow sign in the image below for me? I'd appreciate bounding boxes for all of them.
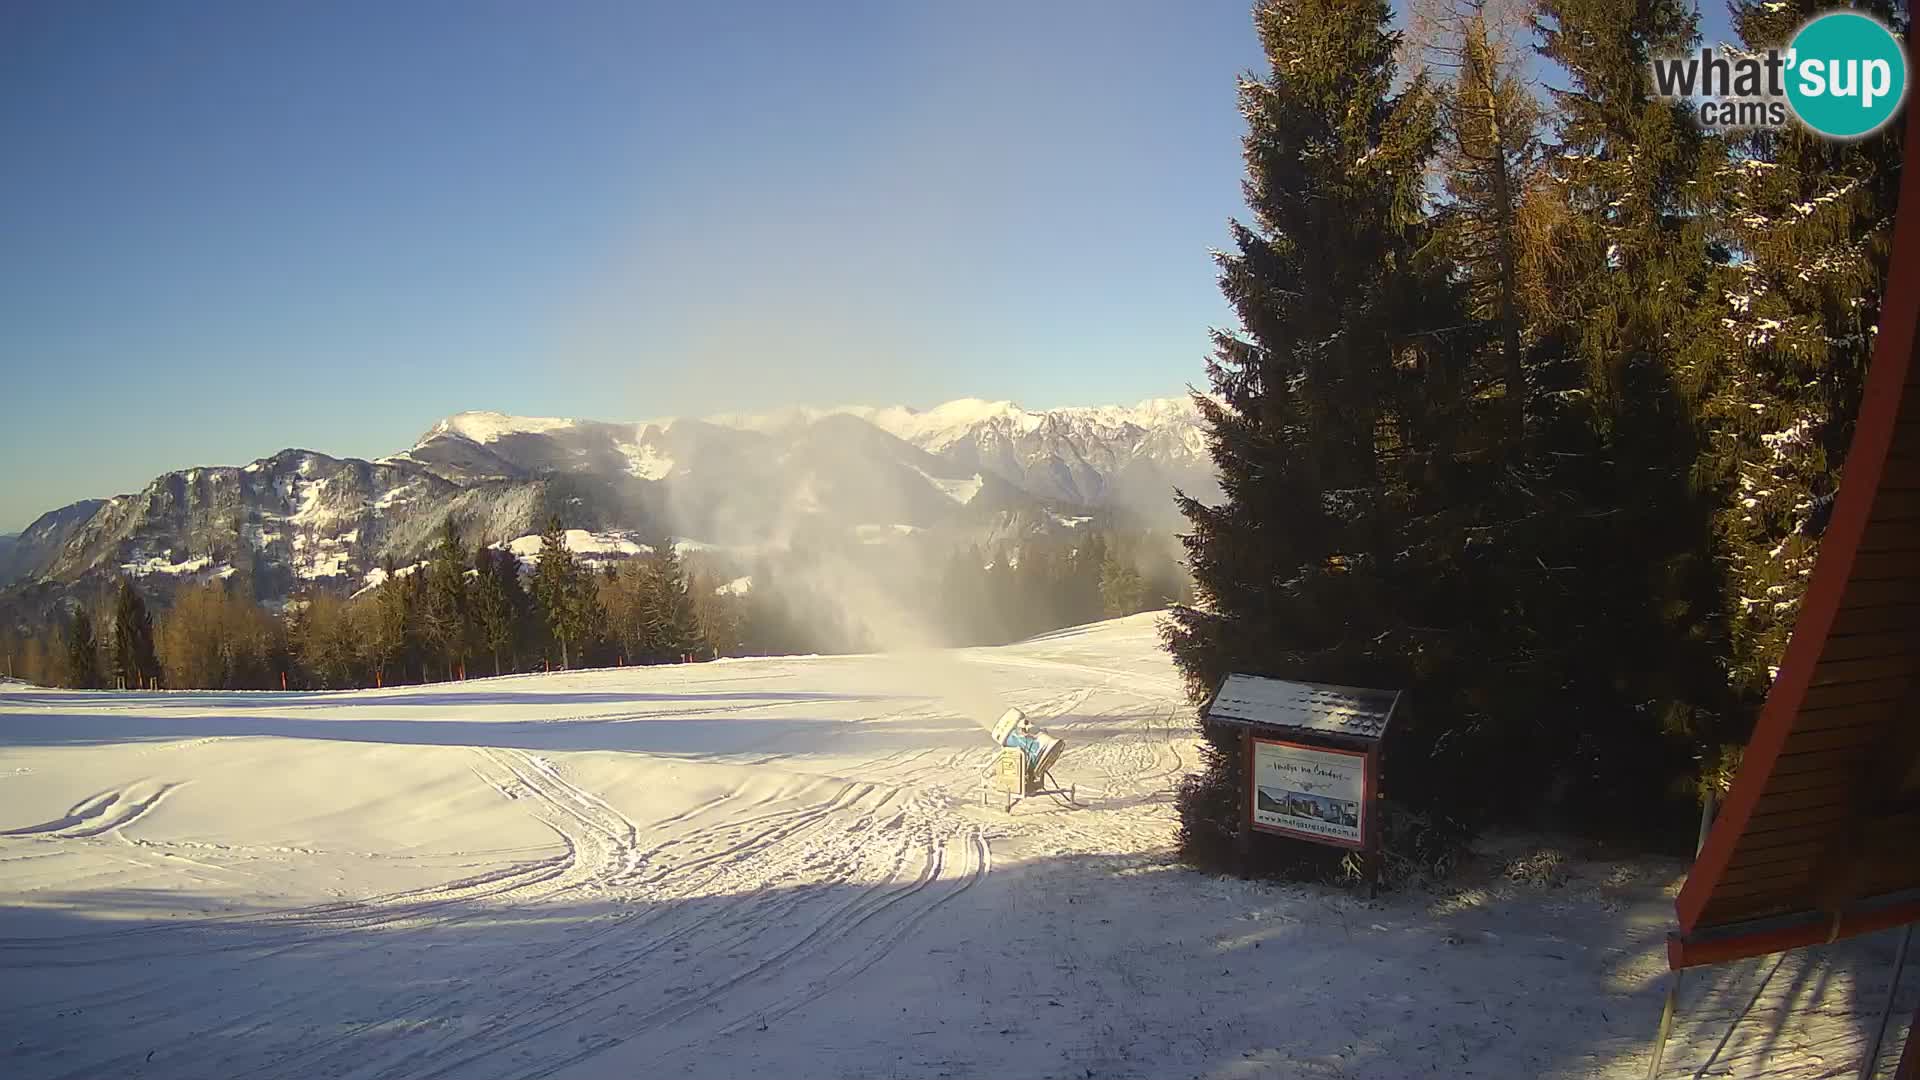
[995,748,1027,794]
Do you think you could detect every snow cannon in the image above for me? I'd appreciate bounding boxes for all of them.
[984,707,1073,811]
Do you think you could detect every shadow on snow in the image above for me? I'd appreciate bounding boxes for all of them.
[0,850,1910,1080]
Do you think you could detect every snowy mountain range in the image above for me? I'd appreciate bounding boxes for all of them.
[2,398,1216,600]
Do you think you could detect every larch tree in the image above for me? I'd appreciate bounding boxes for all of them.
[689,571,744,659]
[156,584,282,690]
[293,591,362,689]
[363,557,412,687]
[1419,0,1544,443]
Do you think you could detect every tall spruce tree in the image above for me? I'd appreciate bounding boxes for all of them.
[1070,533,1109,625]
[420,518,472,680]
[1521,0,1734,827]
[1099,553,1148,618]
[365,557,411,687]
[643,542,704,663]
[529,515,589,669]
[1382,0,1581,824]
[110,579,160,690]
[1696,0,1907,783]
[473,546,523,677]
[66,610,103,690]
[1164,0,1462,871]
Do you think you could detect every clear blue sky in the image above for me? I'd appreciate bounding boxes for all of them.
[0,1,1733,532]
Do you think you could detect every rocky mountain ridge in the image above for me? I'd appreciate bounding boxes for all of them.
[3,396,1216,601]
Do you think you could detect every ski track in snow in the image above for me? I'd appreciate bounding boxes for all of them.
[0,625,1177,1080]
[1,781,186,839]
[1,615,1909,1080]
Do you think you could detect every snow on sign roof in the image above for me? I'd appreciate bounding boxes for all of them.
[1204,674,1400,740]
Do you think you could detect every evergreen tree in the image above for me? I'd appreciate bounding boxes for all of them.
[1697,0,1907,776]
[1069,533,1109,625]
[1012,546,1058,639]
[473,546,523,676]
[1524,0,1736,823]
[65,610,102,689]
[938,546,992,645]
[1099,554,1148,617]
[529,516,588,669]
[642,541,704,662]
[1163,0,1464,871]
[983,552,1019,644]
[420,518,472,680]
[110,579,160,690]
[561,563,604,667]
[364,557,411,687]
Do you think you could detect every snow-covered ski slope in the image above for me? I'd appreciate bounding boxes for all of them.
[1,615,1910,1079]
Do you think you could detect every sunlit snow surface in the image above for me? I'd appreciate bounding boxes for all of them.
[1,615,1907,1079]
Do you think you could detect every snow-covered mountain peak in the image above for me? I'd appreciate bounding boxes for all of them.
[855,395,1203,447]
[850,399,1038,449]
[424,411,580,446]
[423,396,1205,450]
[406,395,1216,519]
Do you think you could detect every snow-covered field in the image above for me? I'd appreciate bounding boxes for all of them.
[1,615,1910,1079]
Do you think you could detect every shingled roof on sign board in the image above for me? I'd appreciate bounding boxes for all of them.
[1204,674,1401,739]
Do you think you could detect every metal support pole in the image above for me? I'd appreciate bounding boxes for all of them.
[1647,970,1683,1079]
[1897,998,1920,1080]
[1859,923,1915,1080]
[1648,795,1717,1079]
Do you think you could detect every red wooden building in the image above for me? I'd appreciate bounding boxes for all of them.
[1662,69,1920,1078]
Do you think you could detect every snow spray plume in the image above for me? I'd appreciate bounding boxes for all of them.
[653,427,945,646]
[650,438,1015,728]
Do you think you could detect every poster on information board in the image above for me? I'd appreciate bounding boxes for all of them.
[1249,738,1368,848]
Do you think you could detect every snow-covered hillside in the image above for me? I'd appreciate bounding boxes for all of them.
[1,615,1903,1079]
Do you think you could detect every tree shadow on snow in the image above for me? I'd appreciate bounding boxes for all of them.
[0,849,1909,1080]
[0,688,918,710]
[0,709,974,756]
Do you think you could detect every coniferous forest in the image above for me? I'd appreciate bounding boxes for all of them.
[1,514,1188,694]
[1165,0,1906,874]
